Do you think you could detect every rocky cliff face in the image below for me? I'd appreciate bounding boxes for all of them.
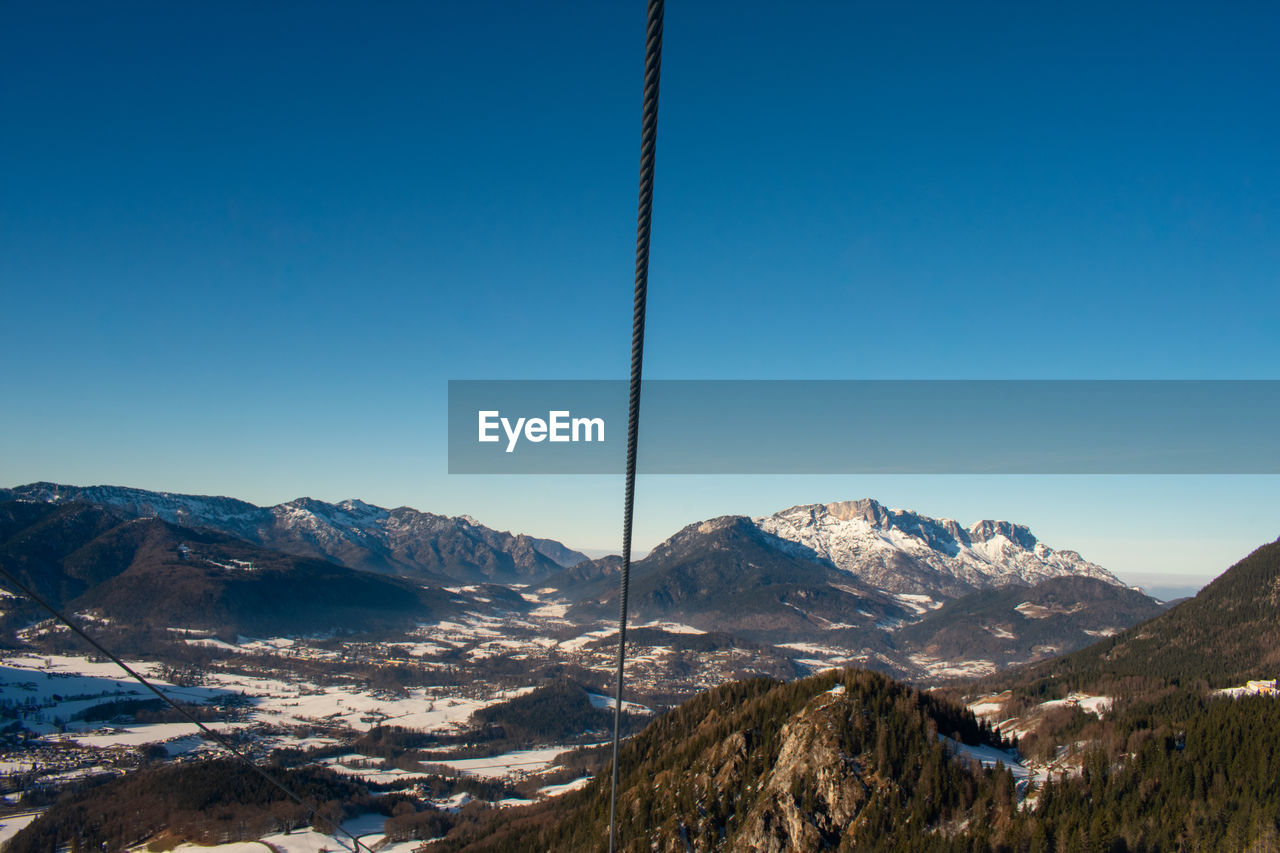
[756,499,1121,599]
[736,684,871,851]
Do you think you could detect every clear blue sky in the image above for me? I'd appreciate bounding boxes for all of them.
[3,2,1278,585]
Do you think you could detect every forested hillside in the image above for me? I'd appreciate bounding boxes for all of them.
[977,537,1280,698]
[436,669,1020,852]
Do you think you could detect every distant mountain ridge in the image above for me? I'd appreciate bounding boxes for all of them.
[0,501,450,634]
[563,509,1153,675]
[1,482,588,585]
[560,507,1152,676]
[756,499,1122,599]
[896,575,1165,671]
[3,483,1162,680]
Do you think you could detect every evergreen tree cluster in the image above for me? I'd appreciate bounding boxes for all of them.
[1000,691,1280,852]
[7,760,372,852]
[469,678,641,745]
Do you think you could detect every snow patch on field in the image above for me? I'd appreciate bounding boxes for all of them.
[967,692,1011,719]
[637,621,706,635]
[559,627,618,652]
[165,814,420,853]
[779,642,846,656]
[586,693,652,715]
[939,735,1029,779]
[908,654,996,678]
[322,756,425,785]
[0,813,40,844]
[428,744,598,780]
[539,776,591,797]
[54,722,232,749]
[1,653,535,739]
[895,593,942,614]
[1041,693,1112,717]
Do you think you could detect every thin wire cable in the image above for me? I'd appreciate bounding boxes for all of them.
[609,1,664,850]
[0,562,372,853]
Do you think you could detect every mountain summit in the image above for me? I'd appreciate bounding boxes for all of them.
[755,499,1121,599]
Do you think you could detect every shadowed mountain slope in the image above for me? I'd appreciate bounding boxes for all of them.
[0,501,448,635]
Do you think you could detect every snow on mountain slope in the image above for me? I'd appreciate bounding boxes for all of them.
[1,483,588,584]
[6,482,272,539]
[754,499,1121,598]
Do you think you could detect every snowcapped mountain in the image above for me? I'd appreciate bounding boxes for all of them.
[3,482,273,538]
[755,499,1121,599]
[566,516,911,642]
[0,483,588,584]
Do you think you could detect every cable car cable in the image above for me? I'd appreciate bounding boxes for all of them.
[608,0,664,850]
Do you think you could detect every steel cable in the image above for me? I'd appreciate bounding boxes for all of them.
[608,1,664,850]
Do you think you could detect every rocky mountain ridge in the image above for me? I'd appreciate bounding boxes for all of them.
[756,499,1121,598]
[0,482,588,584]
[562,513,1157,674]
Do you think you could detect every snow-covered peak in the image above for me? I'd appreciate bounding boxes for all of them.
[754,499,1120,597]
[2,482,270,532]
[273,497,390,532]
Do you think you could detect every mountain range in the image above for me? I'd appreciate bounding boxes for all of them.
[1,483,1163,675]
[559,502,1159,670]
[0,483,588,584]
[0,501,454,635]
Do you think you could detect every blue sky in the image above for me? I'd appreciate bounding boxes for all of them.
[3,2,1278,585]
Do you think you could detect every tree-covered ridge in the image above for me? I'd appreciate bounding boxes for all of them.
[1004,691,1280,852]
[983,537,1280,697]
[469,678,644,744]
[438,669,1017,852]
[894,576,1165,668]
[436,673,1280,852]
